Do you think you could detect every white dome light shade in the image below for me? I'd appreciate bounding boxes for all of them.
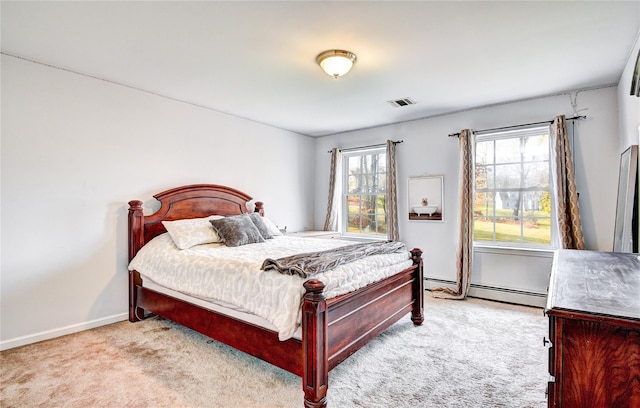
[316,50,357,78]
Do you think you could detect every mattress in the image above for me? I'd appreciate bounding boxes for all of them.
[140,275,303,339]
[128,234,413,340]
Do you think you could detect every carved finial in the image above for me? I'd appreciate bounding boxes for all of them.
[128,200,143,211]
[303,279,326,293]
[254,201,264,216]
[410,248,423,264]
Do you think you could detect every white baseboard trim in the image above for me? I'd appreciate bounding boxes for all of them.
[425,278,548,308]
[0,313,128,351]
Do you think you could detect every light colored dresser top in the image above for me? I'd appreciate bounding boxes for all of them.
[546,249,640,321]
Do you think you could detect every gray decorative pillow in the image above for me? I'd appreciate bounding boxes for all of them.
[210,214,266,247]
[249,213,274,239]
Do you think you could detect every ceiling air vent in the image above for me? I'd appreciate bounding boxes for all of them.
[387,97,416,108]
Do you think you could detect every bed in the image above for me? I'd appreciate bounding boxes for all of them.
[128,184,424,408]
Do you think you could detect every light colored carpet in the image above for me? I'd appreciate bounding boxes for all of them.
[1,295,549,408]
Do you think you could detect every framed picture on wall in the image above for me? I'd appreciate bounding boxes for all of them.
[613,145,638,252]
[408,175,444,221]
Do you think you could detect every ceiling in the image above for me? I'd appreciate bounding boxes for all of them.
[2,1,639,137]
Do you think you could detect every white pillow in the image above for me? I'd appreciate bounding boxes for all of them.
[162,215,225,249]
[262,216,283,236]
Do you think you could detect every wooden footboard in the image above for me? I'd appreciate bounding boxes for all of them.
[327,249,423,369]
[301,248,423,407]
[129,249,422,408]
[127,184,424,408]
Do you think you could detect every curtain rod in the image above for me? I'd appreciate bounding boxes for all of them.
[447,115,587,138]
[327,140,403,153]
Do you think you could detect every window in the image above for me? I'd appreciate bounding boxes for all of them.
[342,148,387,238]
[473,126,555,247]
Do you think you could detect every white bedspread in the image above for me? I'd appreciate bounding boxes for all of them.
[128,234,413,340]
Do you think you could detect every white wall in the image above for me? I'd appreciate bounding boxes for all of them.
[0,55,315,349]
[314,87,620,303]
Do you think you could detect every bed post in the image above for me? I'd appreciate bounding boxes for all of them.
[302,279,328,408]
[128,200,144,262]
[128,200,144,322]
[129,271,143,322]
[410,248,424,325]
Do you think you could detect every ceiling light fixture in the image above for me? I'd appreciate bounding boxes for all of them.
[316,50,357,79]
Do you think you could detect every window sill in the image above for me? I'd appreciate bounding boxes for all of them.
[340,235,388,243]
[473,244,555,258]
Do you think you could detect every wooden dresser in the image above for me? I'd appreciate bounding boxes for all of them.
[545,249,640,408]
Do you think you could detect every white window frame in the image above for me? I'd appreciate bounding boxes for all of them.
[473,125,557,250]
[341,147,388,240]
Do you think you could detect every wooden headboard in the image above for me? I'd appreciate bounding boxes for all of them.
[128,184,252,261]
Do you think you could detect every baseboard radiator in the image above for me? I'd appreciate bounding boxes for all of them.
[425,278,547,308]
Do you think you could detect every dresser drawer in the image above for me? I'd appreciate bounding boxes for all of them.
[548,346,555,376]
[546,380,555,407]
[546,317,557,376]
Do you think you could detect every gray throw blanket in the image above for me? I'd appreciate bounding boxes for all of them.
[260,240,408,278]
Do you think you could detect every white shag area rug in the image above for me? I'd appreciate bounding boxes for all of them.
[1,294,548,408]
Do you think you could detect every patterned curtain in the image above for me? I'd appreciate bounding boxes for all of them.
[323,148,342,231]
[386,140,399,241]
[432,129,475,299]
[550,115,585,249]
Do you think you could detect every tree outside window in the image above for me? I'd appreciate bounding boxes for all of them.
[474,126,554,247]
[343,149,387,238]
